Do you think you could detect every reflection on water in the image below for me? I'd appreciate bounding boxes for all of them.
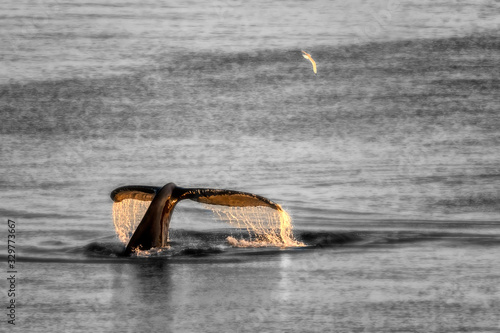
[18,240,500,332]
[112,261,175,331]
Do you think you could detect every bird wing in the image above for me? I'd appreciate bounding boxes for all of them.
[301,50,317,74]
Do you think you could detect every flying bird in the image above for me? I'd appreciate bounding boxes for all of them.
[301,50,317,74]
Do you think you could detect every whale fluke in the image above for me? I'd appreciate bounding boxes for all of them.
[110,185,160,202]
[178,188,282,211]
[110,183,283,255]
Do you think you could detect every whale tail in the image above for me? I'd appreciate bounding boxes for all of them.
[110,183,283,255]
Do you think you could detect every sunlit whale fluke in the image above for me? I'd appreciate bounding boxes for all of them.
[110,183,284,255]
[301,50,317,74]
[110,185,159,202]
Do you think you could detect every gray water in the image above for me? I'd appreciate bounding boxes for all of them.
[1,1,500,332]
[2,0,499,83]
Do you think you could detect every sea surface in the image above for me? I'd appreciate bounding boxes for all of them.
[1,1,500,332]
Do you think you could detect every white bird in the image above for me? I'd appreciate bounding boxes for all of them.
[301,50,317,74]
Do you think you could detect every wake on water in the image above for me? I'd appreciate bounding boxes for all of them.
[81,228,500,260]
[86,197,499,259]
[66,184,497,260]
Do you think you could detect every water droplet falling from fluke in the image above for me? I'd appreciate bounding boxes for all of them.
[207,204,304,247]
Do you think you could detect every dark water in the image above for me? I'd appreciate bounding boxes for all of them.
[11,230,500,332]
[1,1,500,332]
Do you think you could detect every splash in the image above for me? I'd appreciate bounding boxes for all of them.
[112,199,150,244]
[132,247,167,257]
[207,205,304,247]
